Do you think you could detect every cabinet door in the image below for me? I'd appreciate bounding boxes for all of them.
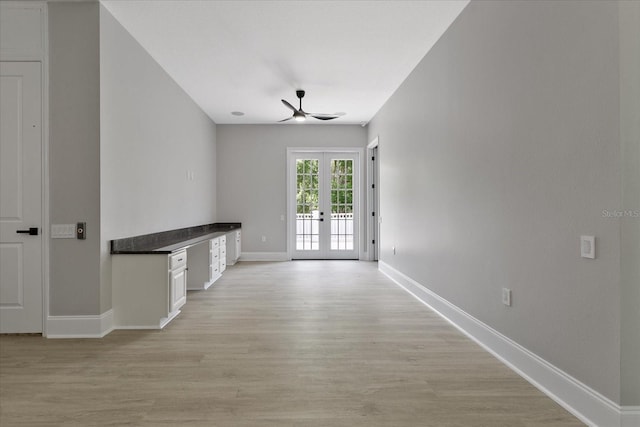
[235,230,241,260]
[170,267,187,313]
[220,240,227,272]
[210,238,220,280]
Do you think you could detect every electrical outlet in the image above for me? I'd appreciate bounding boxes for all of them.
[261,235,267,242]
[392,246,396,255]
[502,288,512,306]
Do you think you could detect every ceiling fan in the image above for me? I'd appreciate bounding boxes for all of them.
[279,90,340,122]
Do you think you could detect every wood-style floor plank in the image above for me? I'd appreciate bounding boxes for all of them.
[1,261,583,426]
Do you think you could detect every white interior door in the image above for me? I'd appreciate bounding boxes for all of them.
[0,62,43,333]
[290,151,359,260]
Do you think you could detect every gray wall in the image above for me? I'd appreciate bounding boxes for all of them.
[619,0,640,406]
[217,125,366,254]
[48,3,217,317]
[49,2,102,316]
[367,0,624,403]
[99,6,217,312]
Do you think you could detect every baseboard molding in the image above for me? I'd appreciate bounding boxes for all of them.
[46,309,113,338]
[239,252,289,262]
[621,407,640,427]
[379,261,624,427]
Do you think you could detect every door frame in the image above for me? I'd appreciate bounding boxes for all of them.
[366,136,379,261]
[286,147,365,261]
[0,1,50,335]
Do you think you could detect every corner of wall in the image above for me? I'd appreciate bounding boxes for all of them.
[618,0,640,407]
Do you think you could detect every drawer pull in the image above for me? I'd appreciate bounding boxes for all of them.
[178,258,183,262]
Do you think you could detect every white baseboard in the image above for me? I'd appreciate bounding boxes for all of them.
[46,309,113,338]
[239,252,289,262]
[621,407,640,427]
[379,261,626,427]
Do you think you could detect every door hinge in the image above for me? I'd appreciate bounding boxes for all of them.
[372,156,375,161]
[372,211,375,216]
[372,239,375,244]
[371,184,375,189]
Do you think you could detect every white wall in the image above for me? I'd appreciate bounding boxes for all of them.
[368,0,623,404]
[99,6,217,312]
[216,125,366,255]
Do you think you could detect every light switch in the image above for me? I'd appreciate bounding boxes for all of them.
[51,224,76,239]
[580,235,595,259]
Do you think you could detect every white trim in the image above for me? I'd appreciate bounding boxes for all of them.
[239,252,290,262]
[621,407,640,427]
[42,1,50,338]
[366,136,379,261]
[112,309,181,330]
[46,309,114,338]
[379,261,625,427]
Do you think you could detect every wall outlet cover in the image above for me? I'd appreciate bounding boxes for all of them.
[580,235,595,259]
[502,288,512,306]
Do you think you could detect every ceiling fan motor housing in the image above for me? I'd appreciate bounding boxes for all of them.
[296,90,306,99]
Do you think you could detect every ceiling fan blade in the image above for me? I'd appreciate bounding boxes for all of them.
[281,99,300,113]
[278,116,294,122]
[310,114,339,121]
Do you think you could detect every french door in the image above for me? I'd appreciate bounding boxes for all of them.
[289,151,359,259]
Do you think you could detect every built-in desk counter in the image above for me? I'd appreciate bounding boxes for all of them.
[110,222,240,254]
[111,223,241,329]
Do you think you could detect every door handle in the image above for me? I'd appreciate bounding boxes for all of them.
[16,227,39,236]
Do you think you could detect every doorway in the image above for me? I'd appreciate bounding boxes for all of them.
[288,150,360,260]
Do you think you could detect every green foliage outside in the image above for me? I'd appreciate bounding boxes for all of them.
[296,159,353,214]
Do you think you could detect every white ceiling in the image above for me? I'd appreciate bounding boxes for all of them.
[100,0,468,125]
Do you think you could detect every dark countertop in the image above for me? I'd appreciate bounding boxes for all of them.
[110,223,241,254]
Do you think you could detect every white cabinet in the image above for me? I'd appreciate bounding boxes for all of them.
[111,226,239,330]
[186,235,226,290]
[169,251,187,313]
[187,238,216,290]
[226,229,241,265]
[219,234,227,273]
[112,249,188,329]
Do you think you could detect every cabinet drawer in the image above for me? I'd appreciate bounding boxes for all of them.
[210,263,220,277]
[170,251,187,270]
[210,238,220,250]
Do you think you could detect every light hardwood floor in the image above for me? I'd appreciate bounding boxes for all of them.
[1,261,583,426]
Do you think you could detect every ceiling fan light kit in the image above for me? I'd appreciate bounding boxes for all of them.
[279,90,340,123]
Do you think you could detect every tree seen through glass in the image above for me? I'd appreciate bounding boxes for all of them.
[296,159,353,214]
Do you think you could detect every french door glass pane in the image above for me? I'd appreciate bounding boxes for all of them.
[330,159,354,251]
[296,159,319,251]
